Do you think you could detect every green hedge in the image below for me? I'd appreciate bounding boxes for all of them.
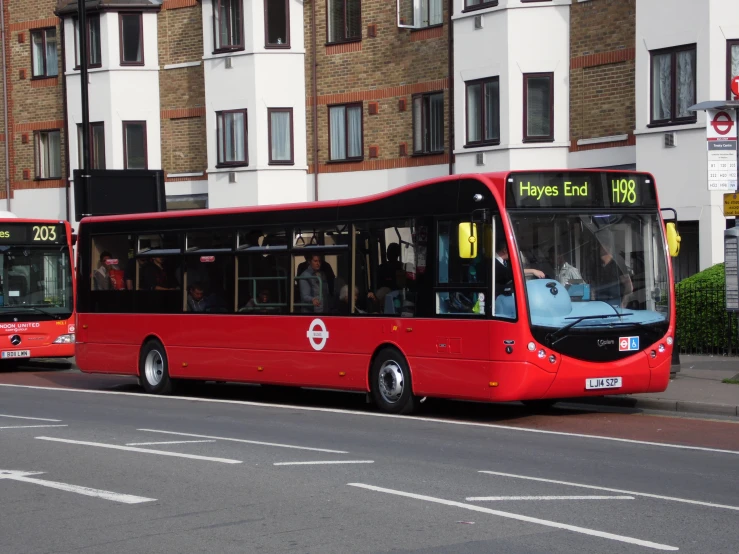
[675,263,737,353]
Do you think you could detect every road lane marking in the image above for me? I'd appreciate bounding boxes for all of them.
[0,470,155,504]
[348,483,678,551]
[0,414,62,422]
[274,460,374,466]
[35,436,242,464]
[2,383,737,457]
[467,496,634,501]
[480,471,739,512]
[137,429,348,454]
[0,425,68,430]
[125,440,217,446]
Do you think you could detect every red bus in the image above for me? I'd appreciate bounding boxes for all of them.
[0,214,76,364]
[74,170,678,413]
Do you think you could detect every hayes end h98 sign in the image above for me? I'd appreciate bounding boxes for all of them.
[706,109,738,192]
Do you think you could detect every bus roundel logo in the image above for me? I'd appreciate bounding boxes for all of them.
[619,338,629,350]
[307,319,329,351]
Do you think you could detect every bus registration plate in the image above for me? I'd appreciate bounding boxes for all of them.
[585,377,622,390]
[2,350,30,359]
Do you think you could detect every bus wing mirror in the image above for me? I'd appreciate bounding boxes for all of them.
[666,222,680,257]
[458,222,478,259]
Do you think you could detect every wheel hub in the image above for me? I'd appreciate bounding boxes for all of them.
[378,360,404,404]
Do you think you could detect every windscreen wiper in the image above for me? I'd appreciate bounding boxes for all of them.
[546,312,633,347]
[0,306,64,320]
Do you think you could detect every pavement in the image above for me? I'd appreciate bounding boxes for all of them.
[574,354,739,418]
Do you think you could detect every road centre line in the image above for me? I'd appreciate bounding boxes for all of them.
[274,460,374,466]
[348,483,678,551]
[126,440,216,446]
[3,383,738,457]
[480,471,739,512]
[0,425,68,430]
[35,436,242,464]
[137,429,348,454]
[0,413,62,422]
[0,470,155,504]
[467,496,634,501]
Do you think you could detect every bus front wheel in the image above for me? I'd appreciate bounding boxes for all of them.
[139,339,173,395]
[370,348,417,415]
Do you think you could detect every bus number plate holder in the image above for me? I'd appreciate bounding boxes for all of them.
[2,350,30,359]
[585,377,622,390]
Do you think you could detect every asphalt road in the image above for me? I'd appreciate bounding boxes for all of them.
[1,367,738,554]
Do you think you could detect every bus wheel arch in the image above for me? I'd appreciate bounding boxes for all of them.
[138,336,173,395]
[368,344,417,415]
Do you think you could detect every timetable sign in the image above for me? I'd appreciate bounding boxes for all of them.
[707,140,737,192]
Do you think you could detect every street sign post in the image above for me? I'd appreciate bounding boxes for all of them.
[706,109,738,191]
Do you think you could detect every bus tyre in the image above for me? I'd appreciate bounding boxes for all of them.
[370,349,417,415]
[139,340,172,395]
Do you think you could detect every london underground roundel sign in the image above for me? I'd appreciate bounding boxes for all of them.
[306,319,329,351]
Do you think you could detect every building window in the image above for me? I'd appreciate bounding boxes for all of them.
[421,0,443,27]
[214,0,244,52]
[523,72,553,142]
[74,14,101,68]
[268,108,294,165]
[216,110,248,167]
[727,40,739,100]
[464,0,498,11]
[31,28,58,78]
[123,121,147,169]
[650,44,697,126]
[327,0,361,44]
[77,122,105,170]
[413,92,444,154]
[120,13,143,65]
[465,77,499,146]
[329,103,363,161]
[265,0,290,48]
[34,130,61,179]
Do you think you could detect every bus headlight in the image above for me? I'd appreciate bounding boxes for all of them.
[666,336,673,346]
[53,334,75,344]
[538,349,546,359]
[528,342,536,352]
[658,344,665,353]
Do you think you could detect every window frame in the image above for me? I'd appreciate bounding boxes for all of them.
[33,129,62,180]
[464,76,500,148]
[119,12,144,66]
[212,0,245,54]
[326,0,362,45]
[412,91,445,155]
[73,14,102,70]
[268,108,295,166]
[30,27,58,79]
[77,121,106,170]
[216,109,249,168]
[727,39,739,100]
[463,0,498,13]
[327,102,364,163]
[122,121,148,170]
[264,0,291,49]
[523,72,554,143]
[649,43,697,127]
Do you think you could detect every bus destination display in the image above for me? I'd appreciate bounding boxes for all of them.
[506,172,657,209]
[0,223,65,245]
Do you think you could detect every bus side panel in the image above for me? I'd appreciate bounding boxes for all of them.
[75,342,139,375]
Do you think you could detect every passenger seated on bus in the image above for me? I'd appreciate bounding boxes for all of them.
[140,257,178,291]
[378,243,404,290]
[299,254,331,313]
[187,282,227,312]
[548,247,582,286]
[297,255,335,295]
[494,240,544,297]
[338,284,376,314]
[243,288,272,313]
[93,251,114,291]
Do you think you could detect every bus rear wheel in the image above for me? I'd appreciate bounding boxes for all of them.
[370,348,416,415]
[139,339,172,395]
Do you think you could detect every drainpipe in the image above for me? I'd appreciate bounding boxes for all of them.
[311,0,319,201]
[0,0,11,211]
[60,19,71,222]
[447,0,453,176]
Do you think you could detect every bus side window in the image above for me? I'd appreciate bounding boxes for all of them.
[236,228,289,314]
[89,234,134,314]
